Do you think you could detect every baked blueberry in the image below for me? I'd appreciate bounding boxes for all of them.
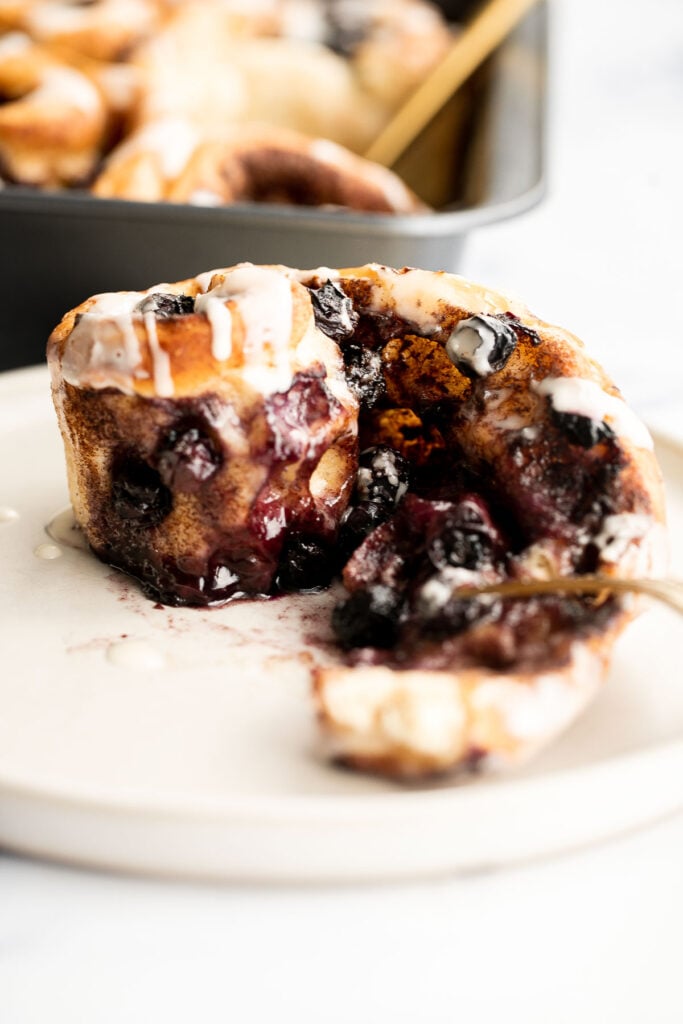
[275,534,336,592]
[342,344,386,408]
[356,445,410,508]
[445,314,518,377]
[111,455,172,526]
[339,446,410,555]
[308,281,358,342]
[552,410,615,449]
[266,372,339,461]
[156,421,221,492]
[136,293,195,318]
[426,497,500,571]
[332,584,402,649]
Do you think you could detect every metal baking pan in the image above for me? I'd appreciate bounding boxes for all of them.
[0,1,546,370]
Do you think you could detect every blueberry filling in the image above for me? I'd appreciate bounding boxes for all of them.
[136,293,195,318]
[552,410,615,449]
[334,493,507,650]
[499,311,542,346]
[445,314,518,378]
[332,585,402,650]
[307,281,358,342]
[275,535,336,593]
[265,372,339,461]
[342,344,386,408]
[111,456,172,527]
[426,499,499,572]
[156,421,221,491]
[339,445,409,555]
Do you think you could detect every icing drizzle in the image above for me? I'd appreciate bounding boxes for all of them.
[534,377,654,451]
[195,264,294,391]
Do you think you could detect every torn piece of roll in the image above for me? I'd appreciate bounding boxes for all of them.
[48,263,666,778]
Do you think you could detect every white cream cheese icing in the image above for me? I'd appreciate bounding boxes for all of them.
[534,376,654,451]
[358,265,526,334]
[62,291,147,393]
[196,264,294,392]
[142,310,174,397]
[593,512,668,576]
[32,66,102,115]
[194,291,233,361]
[0,31,32,58]
[105,117,200,181]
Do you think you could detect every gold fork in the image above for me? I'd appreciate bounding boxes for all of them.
[455,576,683,616]
[365,0,542,167]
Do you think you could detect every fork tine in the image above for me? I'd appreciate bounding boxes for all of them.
[457,576,683,617]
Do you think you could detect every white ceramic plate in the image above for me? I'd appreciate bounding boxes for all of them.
[1,366,682,882]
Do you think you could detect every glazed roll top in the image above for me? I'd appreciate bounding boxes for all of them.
[48,264,359,604]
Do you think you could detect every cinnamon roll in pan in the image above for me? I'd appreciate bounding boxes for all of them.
[93,120,426,212]
[0,31,107,185]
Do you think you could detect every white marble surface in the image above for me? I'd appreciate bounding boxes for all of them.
[2,0,683,1020]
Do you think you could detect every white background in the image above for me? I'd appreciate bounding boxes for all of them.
[2,1,683,1020]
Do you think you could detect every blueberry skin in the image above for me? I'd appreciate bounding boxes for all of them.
[332,585,402,649]
[343,345,386,408]
[136,293,195,318]
[156,422,221,492]
[111,456,172,527]
[552,410,615,449]
[426,498,498,572]
[307,281,358,342]
[275,535,336,593]
[356,446,410,508]
[446,314,518,378]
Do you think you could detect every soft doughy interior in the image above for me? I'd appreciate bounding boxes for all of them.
[47,263,667,777]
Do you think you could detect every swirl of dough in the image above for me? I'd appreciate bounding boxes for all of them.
[169,125,427,212]
[0,31,107,185]
[20,0,161,62]
[94,120,426,211]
